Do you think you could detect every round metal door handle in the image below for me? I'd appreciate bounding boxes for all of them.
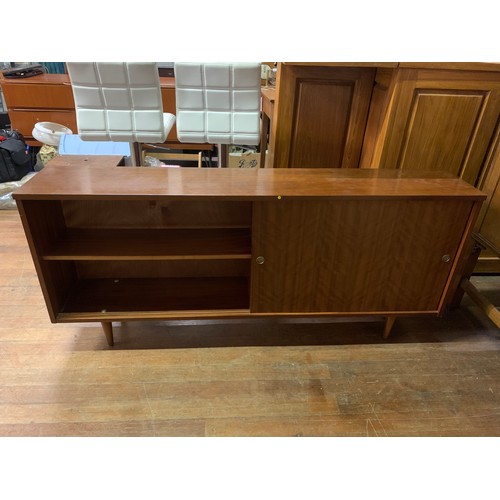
[442,254,451,263]
[256,256,265,265]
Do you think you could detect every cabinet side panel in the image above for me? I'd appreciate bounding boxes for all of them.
[16,200,77,321]
[358,68,395,168]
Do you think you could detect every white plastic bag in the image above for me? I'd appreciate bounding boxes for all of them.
[0,172,37,209]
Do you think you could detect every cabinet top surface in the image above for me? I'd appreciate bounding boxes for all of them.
[13,165,486,201]
[283,62,500,71]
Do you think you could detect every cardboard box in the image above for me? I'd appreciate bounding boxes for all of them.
[227,148,266,168]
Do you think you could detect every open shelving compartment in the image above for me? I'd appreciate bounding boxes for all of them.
[20,198,254,324]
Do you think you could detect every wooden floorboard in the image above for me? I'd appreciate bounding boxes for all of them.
[1,209,500,436]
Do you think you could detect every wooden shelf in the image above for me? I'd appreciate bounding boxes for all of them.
[61,277,250,315]
[44,228,251,261]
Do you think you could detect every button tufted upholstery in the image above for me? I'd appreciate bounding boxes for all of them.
[66,62,175,143]
[174,63,261,145]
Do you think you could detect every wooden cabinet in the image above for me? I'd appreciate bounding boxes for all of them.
[0,75,77,143]
[268,64,376,168]
[268,63,500,190]
[14,166,485,346]
[0,74,179,145]
[360,66,500,186]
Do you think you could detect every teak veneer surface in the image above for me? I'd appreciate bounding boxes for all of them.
[14,166,485,201]
[251,198,474,313]
[13,166,486,346]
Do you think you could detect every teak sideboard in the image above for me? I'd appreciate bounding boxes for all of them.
[13,166,485,346]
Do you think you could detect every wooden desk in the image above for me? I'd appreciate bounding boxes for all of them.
[260,87,275,168]
[46,154,125,168]
[14,166,484,346]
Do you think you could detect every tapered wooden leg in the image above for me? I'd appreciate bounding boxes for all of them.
[383,316,396,339]
[101,321,114,346]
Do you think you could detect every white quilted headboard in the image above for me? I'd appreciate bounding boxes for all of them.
[174,62,261,145]
[67,62,174,142]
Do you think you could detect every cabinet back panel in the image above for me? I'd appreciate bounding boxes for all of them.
[62,277,249,314]
[20,200,66,256]
[62,200,252,228]
[251,199,473,313]
[76,259,250,279]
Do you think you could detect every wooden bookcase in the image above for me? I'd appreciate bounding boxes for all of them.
[13,166,485,346]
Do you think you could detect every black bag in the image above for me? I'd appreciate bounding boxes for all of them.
[0,129,32,183]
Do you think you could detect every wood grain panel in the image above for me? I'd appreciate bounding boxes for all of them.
[62,200,252,229]
[46,155,124,168]
[270,65,375,168]
[2,83,75,109]
[44,228,251,261]
[251,199,473,313]
[398,91,485,177]
[370,68,500,187]
[18,200,67,256]
[76,259,250,279]
[161,86,178,141]
[358,68,395,168]
[61,277,250,315]
[7,110,77,139]
[17,166,485,201]
[289,79,353,167]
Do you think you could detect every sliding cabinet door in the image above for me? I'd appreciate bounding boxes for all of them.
[251,199,473,314]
